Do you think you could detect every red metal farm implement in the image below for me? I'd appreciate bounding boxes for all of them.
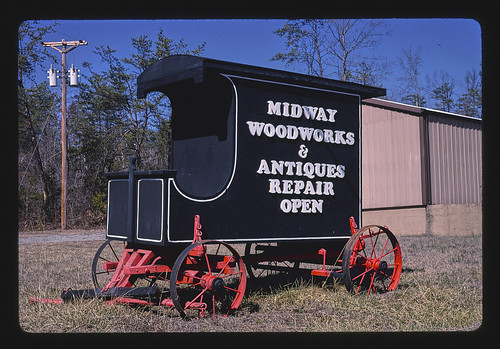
[31,214,402,318]
[29,55,403,318]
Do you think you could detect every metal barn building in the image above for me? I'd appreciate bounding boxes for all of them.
[361,98,482,235]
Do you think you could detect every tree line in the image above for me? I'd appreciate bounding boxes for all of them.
[18,21,205,230]
[272,19,482,116]
[18,20,482,231]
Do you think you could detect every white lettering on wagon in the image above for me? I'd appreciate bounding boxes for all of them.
[246,121,355,145]
[266,100,338,123]
[250,99,354,214]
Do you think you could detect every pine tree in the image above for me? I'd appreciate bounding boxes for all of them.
[455,69,482,118]
[427,71,455,112]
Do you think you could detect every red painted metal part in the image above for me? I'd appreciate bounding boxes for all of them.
[123,264,171,275]
[311,248,332,277]
[103,261,119,271]
[349,216,358,235]
[29,297,63,304]
[192,214,203,243]
[102,249,156,291]
[105,297,154,306]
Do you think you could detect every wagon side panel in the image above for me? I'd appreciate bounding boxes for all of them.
[167,75,360,242]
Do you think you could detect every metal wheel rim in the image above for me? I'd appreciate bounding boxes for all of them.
[342,225,402,295]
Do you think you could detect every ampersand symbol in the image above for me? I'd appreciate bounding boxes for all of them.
[298,144,309,159]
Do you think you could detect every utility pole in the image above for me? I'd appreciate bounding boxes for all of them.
[42,39,87,230]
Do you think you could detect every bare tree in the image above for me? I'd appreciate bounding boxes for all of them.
[326,19,389,82]
[272,19,330,77]
[18,21,60,229]
[397,46,426,106]
[272,19,389,84]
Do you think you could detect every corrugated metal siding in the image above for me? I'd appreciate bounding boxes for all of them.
[427,113,482,204]
[362,105,424,209]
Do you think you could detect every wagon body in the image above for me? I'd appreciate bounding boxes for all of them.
[31,56,404,317]
[105,55,385,246]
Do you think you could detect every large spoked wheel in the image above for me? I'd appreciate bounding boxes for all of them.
[170,240,247,318]
[91,240,125,289]
[342,225,402,295]
[244,242,300,279]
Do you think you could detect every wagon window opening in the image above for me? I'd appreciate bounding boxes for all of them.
[167,77,235,198]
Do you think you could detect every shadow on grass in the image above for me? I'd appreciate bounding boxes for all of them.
[240,269,344,314]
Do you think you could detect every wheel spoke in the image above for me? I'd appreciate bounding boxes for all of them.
[219,270,243,279]
[353,249,369,263]
[184,272,203,280]
[368,229,377,259]
[359,239,369,258]
[212,294,216,318]
[379,273,388,292]
[108,242,119,261]
[367,271,377,294]
[356,269,369,294]
[223,285,240,293]
[370,271,378,292]
[352,266,374,281]
[203,247,212,274]
[372,230,380,257]
[380,246,398,259]
[214,244,221,256]
[380,237,390,259]
[178,280,202,290]
[184,287,208,309]
[216,258,233,278]
[377,269,392,278]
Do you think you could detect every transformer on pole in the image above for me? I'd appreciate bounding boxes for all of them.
[68,64,80,86]
[42,39,87,230]
[47,64,57,87]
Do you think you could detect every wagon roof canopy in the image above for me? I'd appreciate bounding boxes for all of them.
[137,54,386,100]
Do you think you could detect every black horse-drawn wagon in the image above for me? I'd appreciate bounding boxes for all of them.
[33,55,403,318]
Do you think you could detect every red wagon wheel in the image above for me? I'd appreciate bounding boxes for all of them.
[342,225,402,295]
[170,240,247,318]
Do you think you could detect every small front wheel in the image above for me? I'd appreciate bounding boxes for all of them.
[342,225,402,294]
[91,239,125,289]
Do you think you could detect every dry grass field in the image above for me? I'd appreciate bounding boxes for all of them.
[18,232,482,332]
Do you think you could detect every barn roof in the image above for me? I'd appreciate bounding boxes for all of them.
[363,98,482,122]
[137,54,386,100]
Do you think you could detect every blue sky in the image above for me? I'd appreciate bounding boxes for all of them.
[32,19,481,102]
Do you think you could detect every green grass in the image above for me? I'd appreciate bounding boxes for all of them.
[18,234,482,332]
